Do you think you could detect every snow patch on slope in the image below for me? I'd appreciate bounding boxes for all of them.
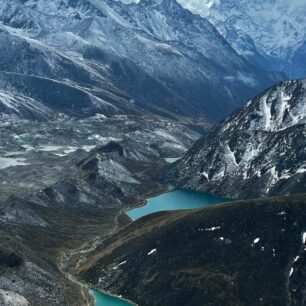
[0,289,29,306]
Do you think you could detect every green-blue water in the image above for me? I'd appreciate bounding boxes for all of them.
[90,189,231,305]
[89,289,132,306]
[126,189,231,221]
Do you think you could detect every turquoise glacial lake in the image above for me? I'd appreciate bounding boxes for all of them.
[89,289,133,306]
[90,189,231,305]
[126,189,231,221]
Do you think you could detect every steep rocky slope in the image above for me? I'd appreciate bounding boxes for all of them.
[167,79,306,199]
[80,194,306,306]
[0,90,53,120]
[0,0,282,122]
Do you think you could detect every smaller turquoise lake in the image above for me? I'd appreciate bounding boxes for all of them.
[89,289,132,306]
[126,189,231,221]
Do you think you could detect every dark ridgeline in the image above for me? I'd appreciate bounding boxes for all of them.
[81,194,306,306]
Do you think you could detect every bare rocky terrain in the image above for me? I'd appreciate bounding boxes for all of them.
[0,113,198,305]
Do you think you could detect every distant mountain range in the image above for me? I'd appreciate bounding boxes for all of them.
[167,78,306,198]
[0,0,283,123]
[196,0,306,79]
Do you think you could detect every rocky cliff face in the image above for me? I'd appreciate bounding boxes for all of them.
[0,0,282,122]
[167,79,306,199]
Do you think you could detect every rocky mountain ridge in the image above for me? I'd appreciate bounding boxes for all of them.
[167,79,306,198]
[0,0,283,122]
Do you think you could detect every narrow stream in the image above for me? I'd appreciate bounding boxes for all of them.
[90,189,231,305]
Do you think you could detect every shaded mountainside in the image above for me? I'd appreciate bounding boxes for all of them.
[80,194,306,306]
[167,79,306,199]
[0,0,283,122]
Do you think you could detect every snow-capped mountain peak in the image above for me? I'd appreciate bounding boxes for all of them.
[186,0,306,78]
[222,80,306,133]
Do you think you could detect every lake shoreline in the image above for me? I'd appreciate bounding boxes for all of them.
[126,188,232,221]
[123,184,174,222]
[89,288,138,306]
[89,188,232,305]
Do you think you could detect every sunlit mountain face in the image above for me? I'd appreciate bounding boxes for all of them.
[167,79,306,199]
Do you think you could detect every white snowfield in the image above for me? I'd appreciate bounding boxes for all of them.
[0,157,28,169]
[0,289,29,306]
